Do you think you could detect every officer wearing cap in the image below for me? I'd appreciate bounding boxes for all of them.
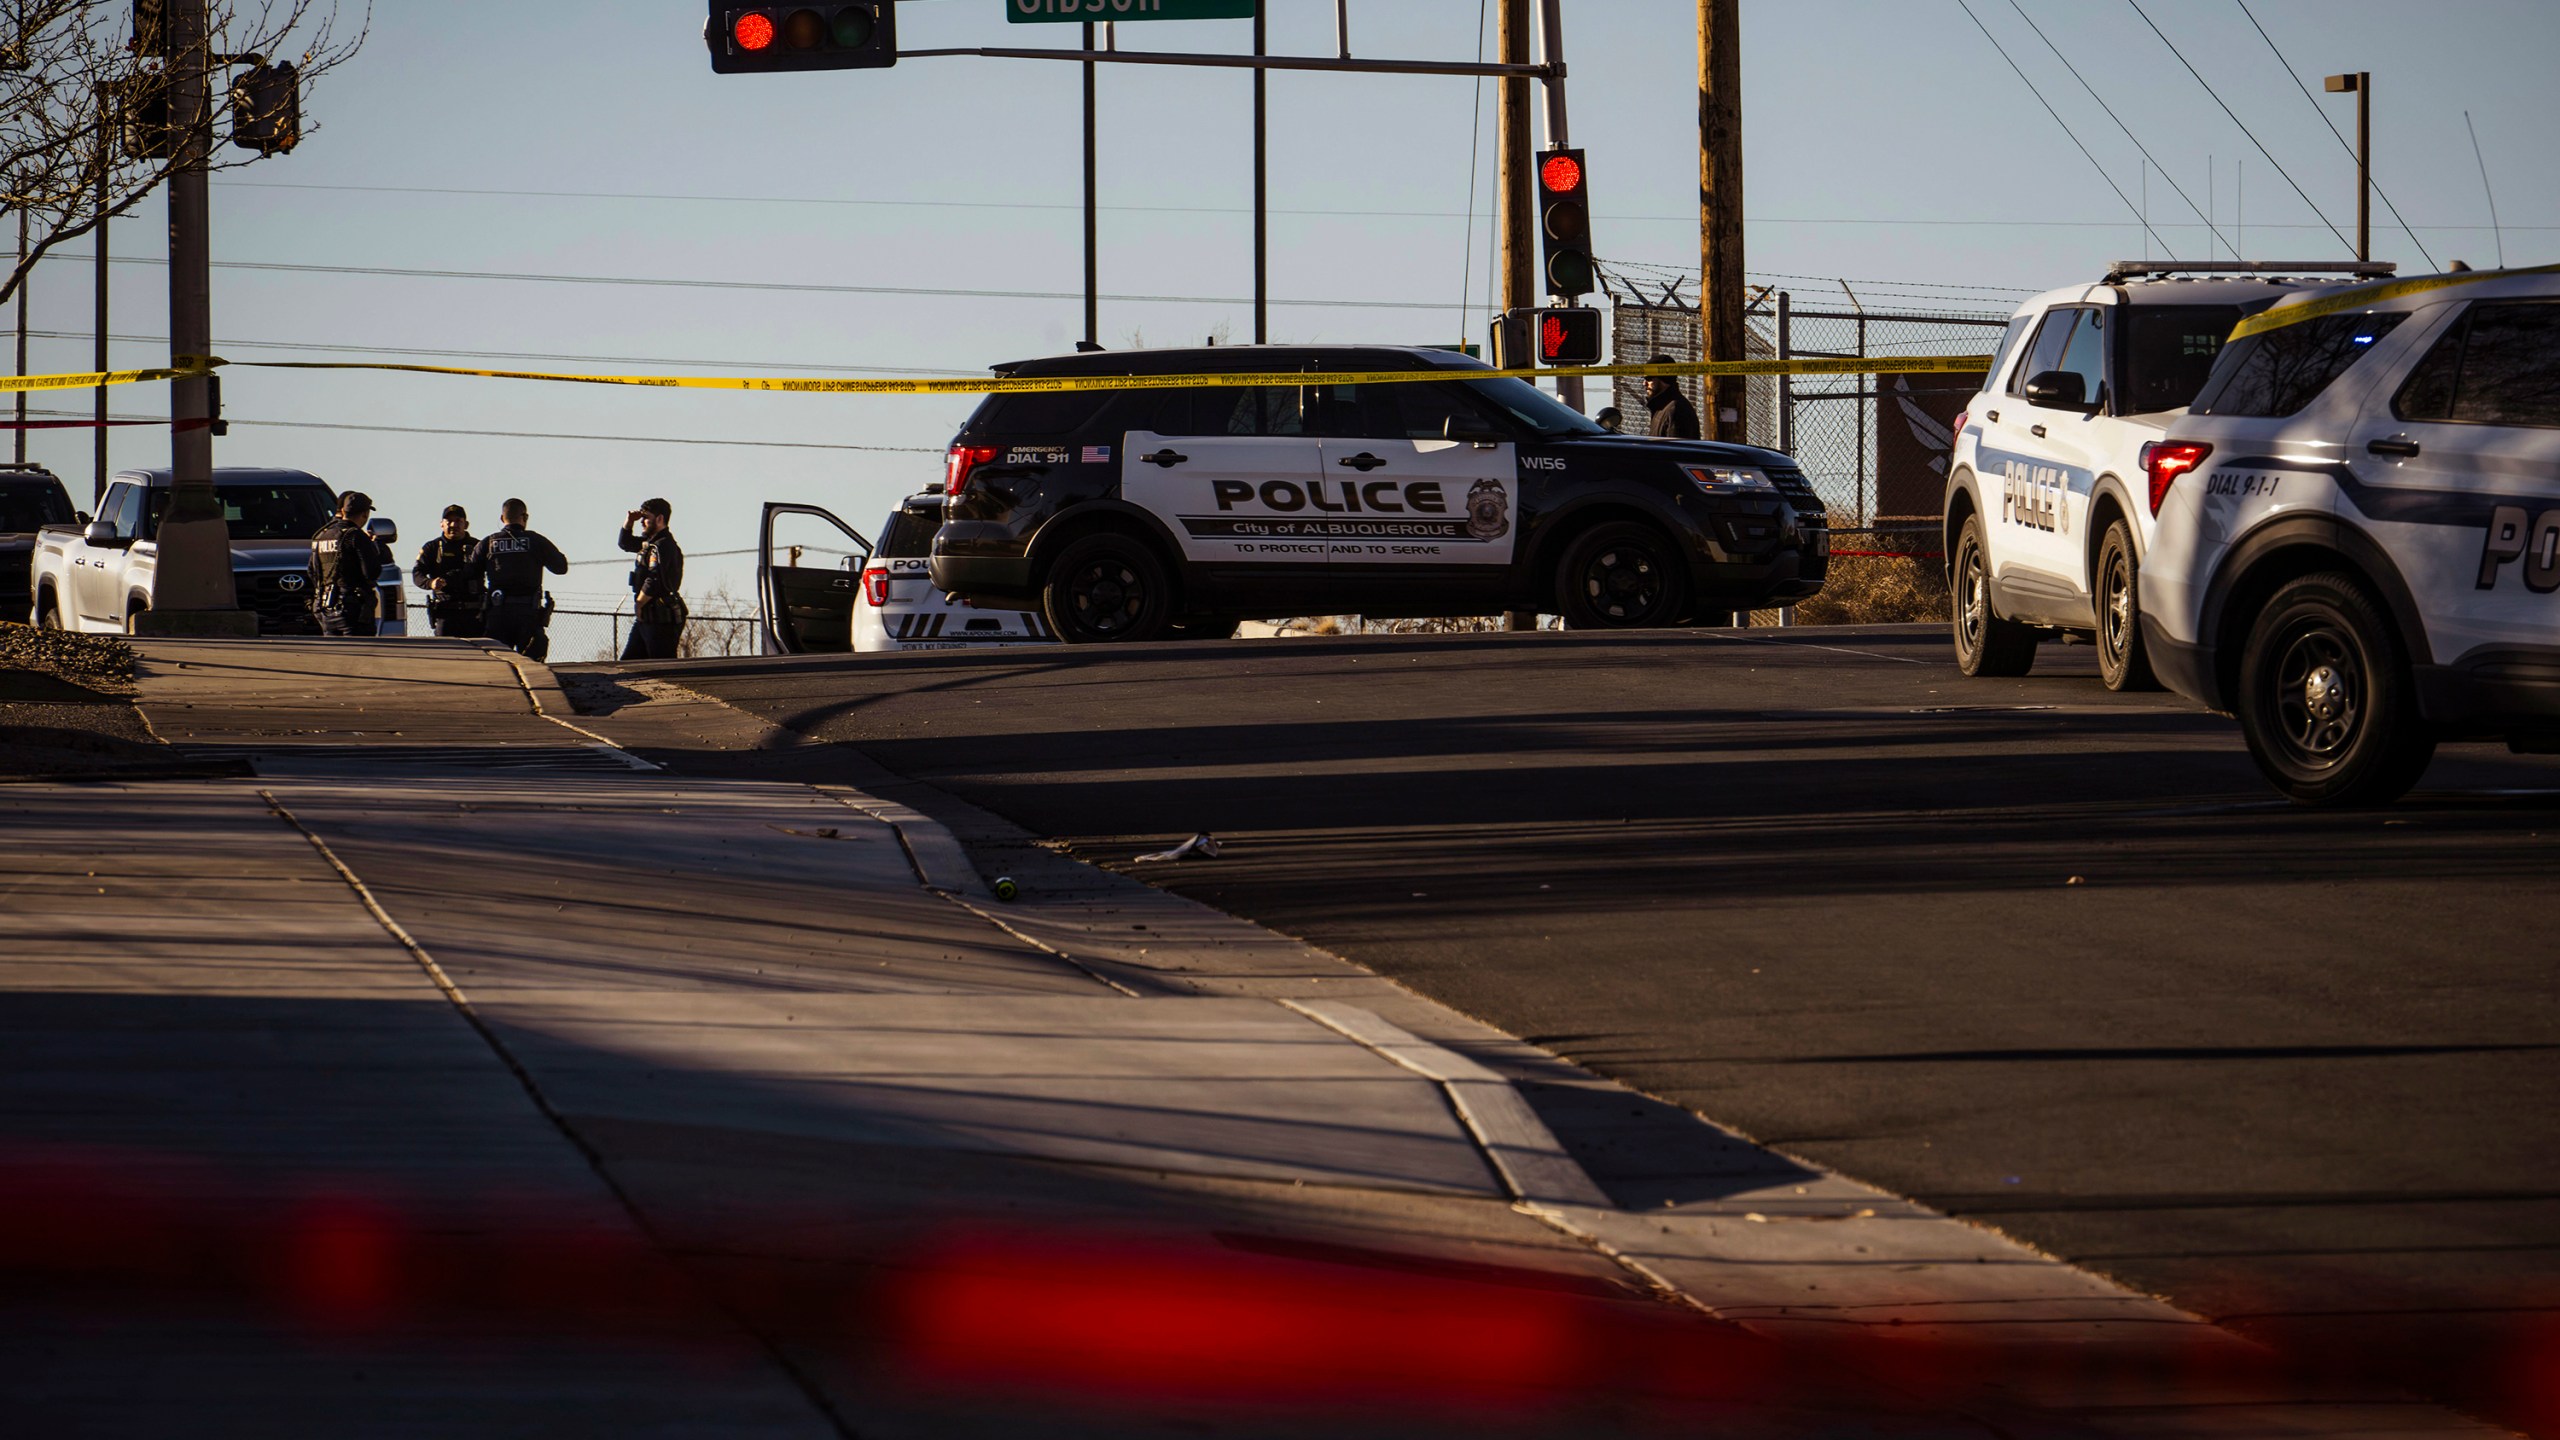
[308,491,393,638]
[411,504,485,638]
[469,497,569,657]
[617,496,687,661]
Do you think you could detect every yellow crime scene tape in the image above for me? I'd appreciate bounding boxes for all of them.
[2227,261,2560,343]
[0,351,1993,396]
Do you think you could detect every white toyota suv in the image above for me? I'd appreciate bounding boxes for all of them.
[2140,264,2560,805]
[1944,262,2389,688]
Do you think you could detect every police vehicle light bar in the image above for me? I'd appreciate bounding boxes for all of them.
[2103,260,2397,284]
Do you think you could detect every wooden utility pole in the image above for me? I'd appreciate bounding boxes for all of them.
[1698,0,1746,442]
[1498,0,1538,632]
[1495,0,1532,358]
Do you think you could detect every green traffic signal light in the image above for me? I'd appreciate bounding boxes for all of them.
[832,7,874,45]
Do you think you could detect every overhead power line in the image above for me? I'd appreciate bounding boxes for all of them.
[2005,0,2233,257]
[2230,0,2438,270]
[1952,0,2178,257]
[27,328,973,378]
[2123,0,2354,259]
[53,253,1454,313]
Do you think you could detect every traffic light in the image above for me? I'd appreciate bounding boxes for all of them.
[1535,147,1593,298]
[229,62,300,155]
[1535,307,1603,366]
[708,3,896,73]
[131,0,170,58]
[114,72,173,160]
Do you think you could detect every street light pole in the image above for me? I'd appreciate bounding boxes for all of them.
[137,0,253,635]
[1082,21,1098,349]
[2324,71,2370,263]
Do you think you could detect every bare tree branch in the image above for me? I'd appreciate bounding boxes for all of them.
[0,0,369,314]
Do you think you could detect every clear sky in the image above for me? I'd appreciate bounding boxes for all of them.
[14,0,2556,639]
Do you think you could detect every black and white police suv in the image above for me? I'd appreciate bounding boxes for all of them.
[1944,261,2388,688]
[854,492,1051,653]
[929,345,1829,642]
[2141,264,2560,805]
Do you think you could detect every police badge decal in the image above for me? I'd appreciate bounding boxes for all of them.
[1465,479,1511,541]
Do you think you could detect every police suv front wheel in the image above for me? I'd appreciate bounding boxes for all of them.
[1556,522,1686,629]
[2236,572,2434,806]
[1951,513,2035,677]
[1042,533,1173,644]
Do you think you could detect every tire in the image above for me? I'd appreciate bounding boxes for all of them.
[1555,522,1687,630]
[2235,572,2435,806]
[123,599,149,635]
[1040,533,1173,644]
[1950,513,2036,677]
[2094,519,2160,692]
[34,592,61,630]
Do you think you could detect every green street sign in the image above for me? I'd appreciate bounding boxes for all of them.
[1008,0,1256,21]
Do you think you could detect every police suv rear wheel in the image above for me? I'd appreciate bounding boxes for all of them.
[1557,522,1686,630]
[1043,533,1172,644]
[2237,572,2434,806]
[1952,513,2036,677]
[2095,519,2159,692]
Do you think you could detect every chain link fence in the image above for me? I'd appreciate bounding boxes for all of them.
[1601,269,2011,527]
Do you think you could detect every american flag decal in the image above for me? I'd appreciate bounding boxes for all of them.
[1082,445,1112,464]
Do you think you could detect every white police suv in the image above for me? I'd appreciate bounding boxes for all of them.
[2140,264,2560,804]
[1945,262,2389,688]
[853,492,1050,653]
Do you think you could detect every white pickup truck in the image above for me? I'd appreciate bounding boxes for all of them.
[30,466,406,635]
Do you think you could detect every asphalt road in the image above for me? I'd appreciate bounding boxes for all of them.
[619,624,2560,1434]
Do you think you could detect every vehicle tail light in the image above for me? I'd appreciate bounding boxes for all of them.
[1949,409,1968,451]
[2143,441,2212,515]
[861,567,890,608]
[945,443,999,497]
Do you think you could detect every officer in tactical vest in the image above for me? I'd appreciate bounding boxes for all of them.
[469,497,569,657]
[617,496,687,661]
[308,491,393,637]
[411,504,485,638]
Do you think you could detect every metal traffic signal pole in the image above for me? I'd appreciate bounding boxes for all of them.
[1252,3,1266,345]
[138,0,253,635]
[1697,0,1746,443]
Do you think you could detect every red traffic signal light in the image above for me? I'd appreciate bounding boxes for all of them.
[1536,307,1602,366]
[1535,146,1593,298]
[709,3,895,73]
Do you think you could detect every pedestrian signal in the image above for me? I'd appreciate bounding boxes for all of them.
[1536,307,1602,366]
[229,62,300,155]
[1536,146,1593,298]
[708,2,896,73]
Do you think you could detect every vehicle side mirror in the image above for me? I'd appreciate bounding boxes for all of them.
[1442,414,1506,447]
[74,510,92,525]
[2022,369,2093,412]
[83,520,118,545]
[366,517,398,545]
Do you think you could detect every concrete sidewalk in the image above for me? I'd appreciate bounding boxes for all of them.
[0,637,2510,1438]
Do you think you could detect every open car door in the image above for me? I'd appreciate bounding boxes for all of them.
[758,503,871,656]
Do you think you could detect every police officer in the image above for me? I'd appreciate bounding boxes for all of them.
[1643,356,1702,440]
[469,497,569,657]
[617,496,687,661]
[411,504,485,638]
[308,491,393,637]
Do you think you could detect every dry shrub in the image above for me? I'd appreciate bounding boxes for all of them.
[1789,531,1948,627]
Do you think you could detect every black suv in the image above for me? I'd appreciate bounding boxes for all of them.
[1,465,78,624]
[931,345,1829,642]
